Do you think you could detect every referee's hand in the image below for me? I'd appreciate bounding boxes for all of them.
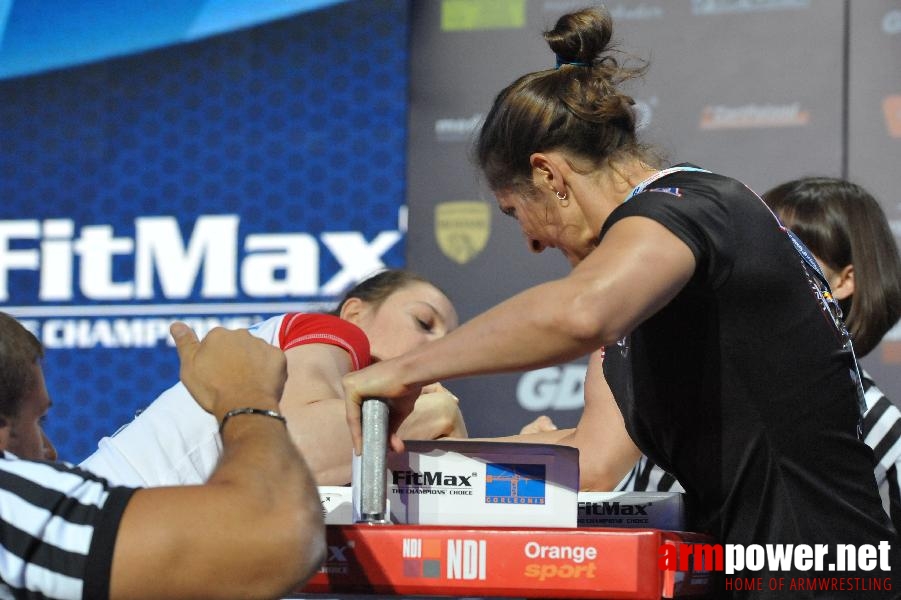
[170,322,287,422]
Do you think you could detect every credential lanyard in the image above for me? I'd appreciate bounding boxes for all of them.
[628,166,830,287]
[625,165,711,202]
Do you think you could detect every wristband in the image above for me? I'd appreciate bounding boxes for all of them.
[219,407,287,434]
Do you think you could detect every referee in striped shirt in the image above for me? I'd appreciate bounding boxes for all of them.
[0,313,327,599]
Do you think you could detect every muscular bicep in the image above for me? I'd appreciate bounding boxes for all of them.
[568,216,696,344]
[281,343,354,406]
[278,344,355,484]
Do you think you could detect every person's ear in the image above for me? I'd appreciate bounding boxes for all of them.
[339,297,368,324]
[831,264,855,301]
[0,416,10,452]
[529,152,566,197]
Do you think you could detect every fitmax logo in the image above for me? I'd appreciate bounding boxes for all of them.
[0,215,401,302]
[392,470,473,487]
[578,501,650,516]
[327,544,353,562]
[319,542,355,576]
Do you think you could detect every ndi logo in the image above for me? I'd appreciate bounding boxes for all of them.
[485,463,546,504]
[402,538,442,578]
[401,538,487,581]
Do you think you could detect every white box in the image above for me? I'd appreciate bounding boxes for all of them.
[352,440,579,527]
[318,486,354,525]
[319,486,394,525]
[577,491,685,530]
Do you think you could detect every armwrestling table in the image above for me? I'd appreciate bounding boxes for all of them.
[292,399,716,599]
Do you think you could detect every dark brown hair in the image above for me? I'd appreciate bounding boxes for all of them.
[330,269,442,316]
[0,312,44,420]
[475,6,657,194]
[763,177,901,357]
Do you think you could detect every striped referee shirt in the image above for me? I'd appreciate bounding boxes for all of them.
[0,453,136,600]
[617,371,901,534]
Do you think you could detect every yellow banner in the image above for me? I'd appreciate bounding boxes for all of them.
[441,0,526,31]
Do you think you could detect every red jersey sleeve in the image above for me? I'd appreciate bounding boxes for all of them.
[277,313,371,370]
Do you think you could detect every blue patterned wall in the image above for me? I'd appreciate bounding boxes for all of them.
[0,0,410,461]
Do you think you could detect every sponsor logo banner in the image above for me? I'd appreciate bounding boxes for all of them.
[320,541,356,575]
[882,322,901,364]
[435,201,491,264]
[692,0,809,15]
[435,114,483,143]
[1,215,402,348]
[402,537,487,580]
[517,364,587,411]
[485,463,546,504]
[884,10,901,35]
[402,537,445,578]
[700,103,809,130]
[884,95,901,138]
[441,0,526,31]
[392,468,477,494]
[0,215,400,304]
[542,1,665,20]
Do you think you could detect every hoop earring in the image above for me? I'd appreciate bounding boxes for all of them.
[556,190,570,208]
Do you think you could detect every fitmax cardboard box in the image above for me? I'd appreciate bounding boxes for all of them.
[577,491,685,530]
[318,486,354,525]
[350,440,579,527]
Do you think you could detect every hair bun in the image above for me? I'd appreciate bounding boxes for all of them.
[544,7,614,67]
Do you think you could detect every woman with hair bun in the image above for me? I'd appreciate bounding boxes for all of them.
[343,7,899,594]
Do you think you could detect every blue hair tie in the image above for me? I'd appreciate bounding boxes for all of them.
[555,56,589,68]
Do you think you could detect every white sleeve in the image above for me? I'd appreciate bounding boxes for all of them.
[80,381,222,487]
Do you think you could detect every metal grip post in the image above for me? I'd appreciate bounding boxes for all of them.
[359,397,389,523]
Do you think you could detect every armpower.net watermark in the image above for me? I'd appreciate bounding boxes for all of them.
[660,541,893,593]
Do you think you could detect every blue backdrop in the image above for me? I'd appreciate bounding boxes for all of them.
[0,0,410,460]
